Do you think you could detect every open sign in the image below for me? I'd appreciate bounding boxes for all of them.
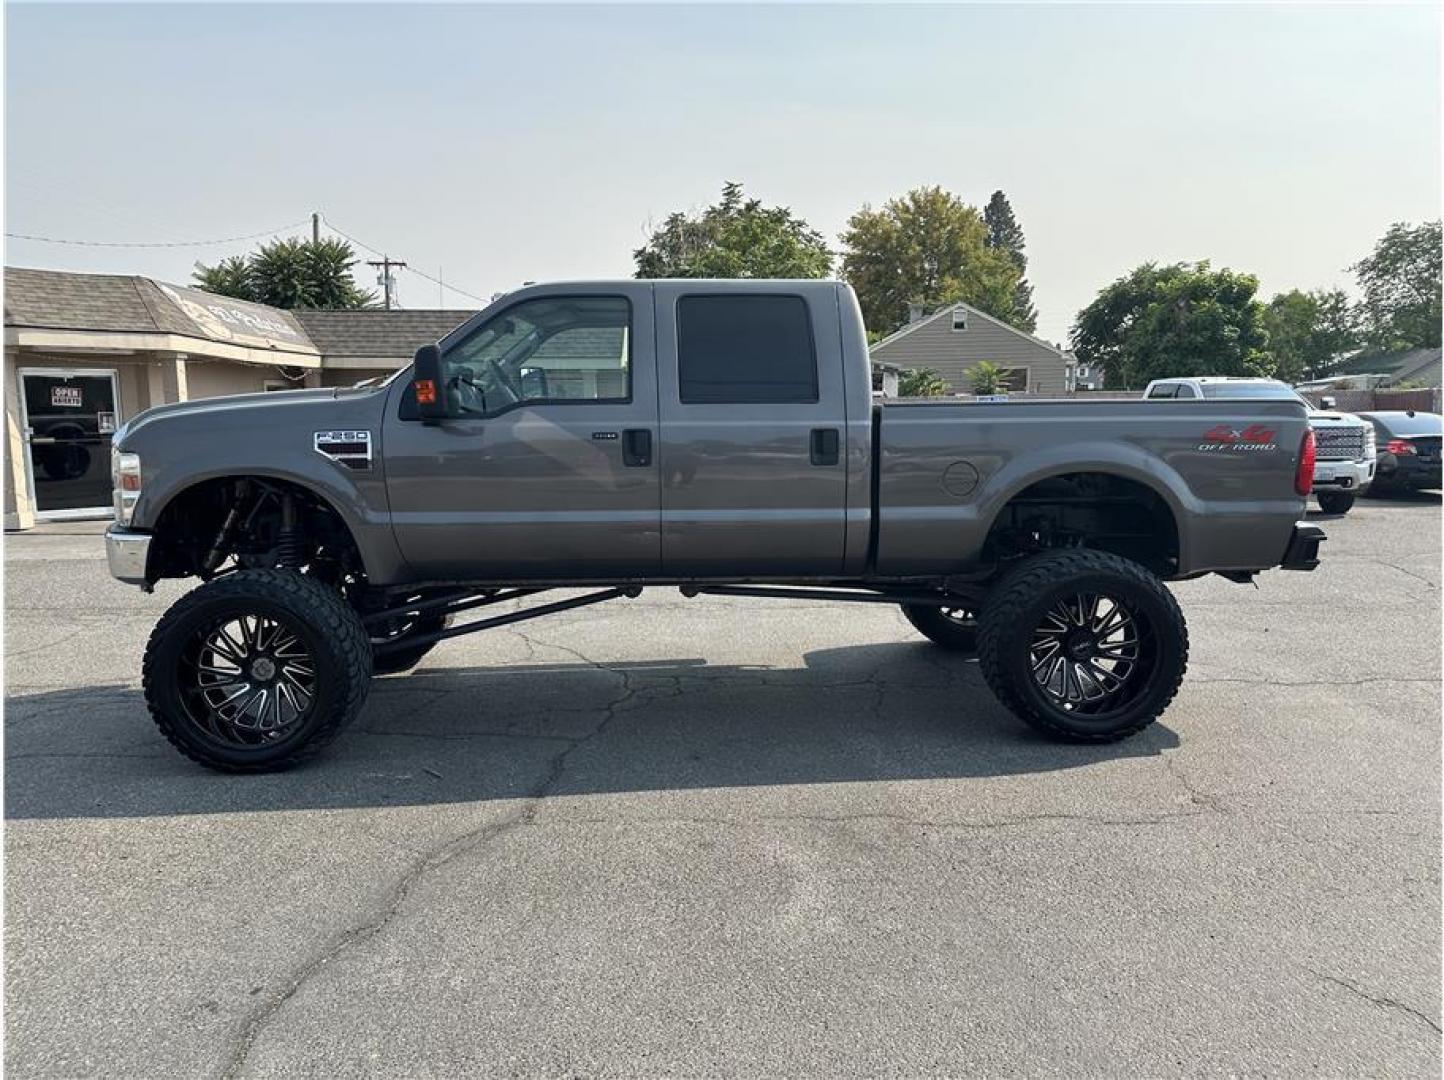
[50,385,82,408]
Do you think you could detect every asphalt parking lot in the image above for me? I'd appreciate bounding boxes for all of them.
[5,493,1441,1078]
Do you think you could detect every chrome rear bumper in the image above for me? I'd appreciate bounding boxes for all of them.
[105,525,152,587]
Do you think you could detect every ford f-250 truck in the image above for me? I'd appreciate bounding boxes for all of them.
[105,280,1326,772]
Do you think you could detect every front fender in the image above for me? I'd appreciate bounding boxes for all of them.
[120,387,408,583]
[135,461,408,585]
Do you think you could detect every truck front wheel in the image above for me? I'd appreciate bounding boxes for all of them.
[977,550,1188,742]
[143,569,373,772]
[901,604,978,654]
[1317,491,1355,514]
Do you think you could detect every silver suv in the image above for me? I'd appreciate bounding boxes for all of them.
[1144,377,1375,514]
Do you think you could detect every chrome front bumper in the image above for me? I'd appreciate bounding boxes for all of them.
[1313,458,1375,489]
[105,525,152,586]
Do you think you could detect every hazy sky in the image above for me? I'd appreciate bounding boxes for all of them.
[5,3,1440,343]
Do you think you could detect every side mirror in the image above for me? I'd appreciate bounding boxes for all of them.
[412,344,447,421]
[1320,395,1337,410]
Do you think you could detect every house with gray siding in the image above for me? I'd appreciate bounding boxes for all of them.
[869,300,1084,395]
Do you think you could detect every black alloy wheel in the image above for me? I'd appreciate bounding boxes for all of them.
[1027,592,1150,715]
[179,612,317,745]
[901,603,979,654]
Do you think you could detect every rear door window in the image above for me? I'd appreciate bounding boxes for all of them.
[676,295,817,404]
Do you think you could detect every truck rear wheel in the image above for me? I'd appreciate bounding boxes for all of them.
[901,604,978,654]
[143,569,372,772]
[977,550,1188,742]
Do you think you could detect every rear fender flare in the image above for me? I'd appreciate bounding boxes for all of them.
[977,441,1195,567]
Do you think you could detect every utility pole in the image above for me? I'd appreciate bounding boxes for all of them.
[311,212,320,244]
[367,256,407,310]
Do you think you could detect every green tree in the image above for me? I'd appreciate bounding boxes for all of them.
[1263,288,1359,382]
[983,190,1037,333]
[1071,261,1273,388]
[839,186,1021,336]
[1351,220,1442,351]
[195,237,375,309]
[194,255,253,300]
[967,360,1008,395]
[897,368,949,397]
[634,182,832,279]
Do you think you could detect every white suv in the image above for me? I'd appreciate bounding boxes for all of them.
[1143,377,1376,514]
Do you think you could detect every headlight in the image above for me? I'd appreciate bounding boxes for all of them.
[1362,426,1376,457]
[112,450,141,524]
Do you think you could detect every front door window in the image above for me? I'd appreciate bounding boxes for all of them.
[21,370,119,513]
[437,296,631,415]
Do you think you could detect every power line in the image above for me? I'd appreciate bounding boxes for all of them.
[4,219,311,249]
[401,263,488,307]
[321,215,490,305]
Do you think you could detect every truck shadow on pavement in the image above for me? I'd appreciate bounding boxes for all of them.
[5,642,1179,821]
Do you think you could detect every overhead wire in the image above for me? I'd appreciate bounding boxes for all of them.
[4,219,312,249]
[320,215,490,306]
[7,211,493,306]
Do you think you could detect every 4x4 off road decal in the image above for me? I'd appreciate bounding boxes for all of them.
[1197,424,1278,453]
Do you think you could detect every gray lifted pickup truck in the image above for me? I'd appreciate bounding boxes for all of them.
[106,279,1325,771]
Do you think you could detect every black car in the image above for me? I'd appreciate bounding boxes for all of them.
[1358,410,1442,493]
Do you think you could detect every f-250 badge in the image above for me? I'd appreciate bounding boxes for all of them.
[1197,424,1277,452]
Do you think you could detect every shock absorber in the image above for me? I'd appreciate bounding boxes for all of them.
[202,479,249,575]
[276,492,303,569]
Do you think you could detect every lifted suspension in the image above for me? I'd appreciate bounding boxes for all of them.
[368,587,641,654]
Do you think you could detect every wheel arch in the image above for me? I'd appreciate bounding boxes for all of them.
[144,470,376,581]
[977,445,1192,575]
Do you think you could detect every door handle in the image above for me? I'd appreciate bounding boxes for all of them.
[622,428,652,467]
[810,427,840,466]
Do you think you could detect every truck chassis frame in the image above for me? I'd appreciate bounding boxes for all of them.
[365,583,986,655]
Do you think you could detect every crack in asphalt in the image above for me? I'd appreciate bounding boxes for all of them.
[538,804,1413,830]
[4,628,86,660]
[563,809,1210,831]
[221,638,639,1080]
[353,727,580,744]
[1309,968,1442,1036]
[1164,755,1225,810]
[1192,676,1439,687]
[4,750,169,761]
[1376,561,1440,591]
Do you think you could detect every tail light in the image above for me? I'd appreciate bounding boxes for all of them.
[1295,429,1316,495]
[1386,438,1417,456]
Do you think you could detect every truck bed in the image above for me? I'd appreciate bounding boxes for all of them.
[874,397,1311,578]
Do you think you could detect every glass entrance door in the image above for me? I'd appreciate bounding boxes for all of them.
[19,369,121,516]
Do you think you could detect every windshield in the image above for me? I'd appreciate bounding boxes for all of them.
[1199,383,1308,406]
